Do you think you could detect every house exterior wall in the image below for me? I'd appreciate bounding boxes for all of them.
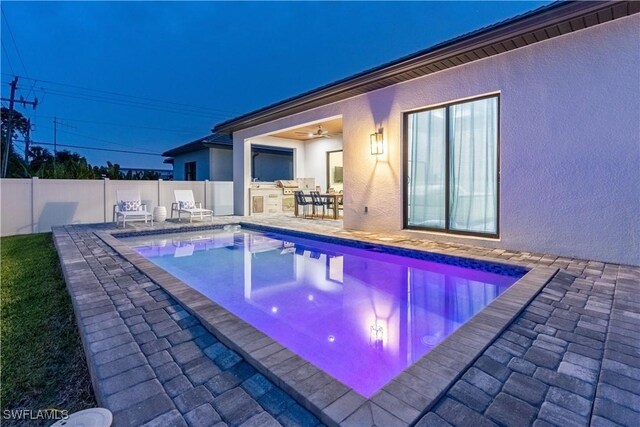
[233,15,640,265]
[173,149,210,181]
[209,147,233,181]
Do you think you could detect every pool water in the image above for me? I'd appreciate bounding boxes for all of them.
[123,228,522,397]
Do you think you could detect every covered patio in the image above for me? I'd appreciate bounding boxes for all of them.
[233,116,346,222]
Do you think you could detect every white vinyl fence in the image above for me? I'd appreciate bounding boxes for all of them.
[0,178,233,236]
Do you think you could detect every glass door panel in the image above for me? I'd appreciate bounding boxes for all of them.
[449,97,498,234]
[407,107,447,229]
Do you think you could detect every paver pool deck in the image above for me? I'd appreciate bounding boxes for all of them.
[53,216,640,427]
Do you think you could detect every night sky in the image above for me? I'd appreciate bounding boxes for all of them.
[1,1,550,170]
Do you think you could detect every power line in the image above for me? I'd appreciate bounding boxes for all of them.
[36,86,229,120]
[1,73,242,116]
[39,87,218,116]
[1,41,16,76]
[17,140,163,156]
[34,115,198,135]
[34,123,168,154]
[0,82,229,124]
[24,77,38,99]
[1,10,29,77]
[56,128,160,154]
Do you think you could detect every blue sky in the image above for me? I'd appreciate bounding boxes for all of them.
[1,1,550,170]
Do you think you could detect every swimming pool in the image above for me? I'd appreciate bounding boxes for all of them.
[123,227,524,398]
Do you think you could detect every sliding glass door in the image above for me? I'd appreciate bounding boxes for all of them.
[406,95,499,236]
[407,107,447,229]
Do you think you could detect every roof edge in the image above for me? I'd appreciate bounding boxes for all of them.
[213,1,637,134]
[162,133,232,157]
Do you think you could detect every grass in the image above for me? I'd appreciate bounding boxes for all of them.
[0,233,95,420]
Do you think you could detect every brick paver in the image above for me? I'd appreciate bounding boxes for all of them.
[419,267,640,427]
[54,227,321,427]
[54,218,640,426]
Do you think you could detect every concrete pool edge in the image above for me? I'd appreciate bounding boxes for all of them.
[97,226,558,426]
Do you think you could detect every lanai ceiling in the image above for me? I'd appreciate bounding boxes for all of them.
[269,117,342,141]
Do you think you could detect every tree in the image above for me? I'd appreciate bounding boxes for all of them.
[93,161,122,180]
[28,147,96,179]
[139,170,160,180]
[1,107,31,177]
[28,146,54,175]
[52,150,95,179]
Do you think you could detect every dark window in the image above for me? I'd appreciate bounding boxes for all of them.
[185,161,196,181]
[251,145,293,181]
[405,94,499,237]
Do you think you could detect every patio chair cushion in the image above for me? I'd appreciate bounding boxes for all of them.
[179,201,196,210]
[119,200,141,212]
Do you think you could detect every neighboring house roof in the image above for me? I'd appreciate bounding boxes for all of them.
[213,1,639,134]
[162,133,232,157]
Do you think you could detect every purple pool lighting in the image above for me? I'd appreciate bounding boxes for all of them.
[124,228,522,397]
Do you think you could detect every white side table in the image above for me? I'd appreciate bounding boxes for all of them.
[51,408,112,427]
[153,206,167,223]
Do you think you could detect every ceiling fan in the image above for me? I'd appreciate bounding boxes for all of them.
[295,124,332,138]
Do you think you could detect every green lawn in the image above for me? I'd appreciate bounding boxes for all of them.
[0,233,95,419]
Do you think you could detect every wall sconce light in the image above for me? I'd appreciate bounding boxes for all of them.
[370,128,384,155]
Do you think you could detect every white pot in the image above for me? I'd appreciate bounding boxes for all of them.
[153,206,167,223]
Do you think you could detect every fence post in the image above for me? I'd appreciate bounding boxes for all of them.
[31,177,38,233]
[204,180,209,210]
[103,178,110,223]
[158,179,163,208]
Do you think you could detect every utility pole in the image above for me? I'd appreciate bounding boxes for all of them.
[1,77,38,178]
[1,77,17,178]
[51,117,75,178]
[24,118,31,161]
[53,117,58,177]
[53,116,57,160]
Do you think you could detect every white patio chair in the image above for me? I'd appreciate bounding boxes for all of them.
[173,190,214,222]
[173,243,195,258]
[115,190,153,228]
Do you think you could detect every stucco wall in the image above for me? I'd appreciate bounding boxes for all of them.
[173,149,210,181]
[209,147,233,181]
[233,15,640,265]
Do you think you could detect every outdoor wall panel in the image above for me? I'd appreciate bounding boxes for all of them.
[35,179,104,233]
[0,179,233,236]
[208,181,234,215]
[0,179,33,236]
